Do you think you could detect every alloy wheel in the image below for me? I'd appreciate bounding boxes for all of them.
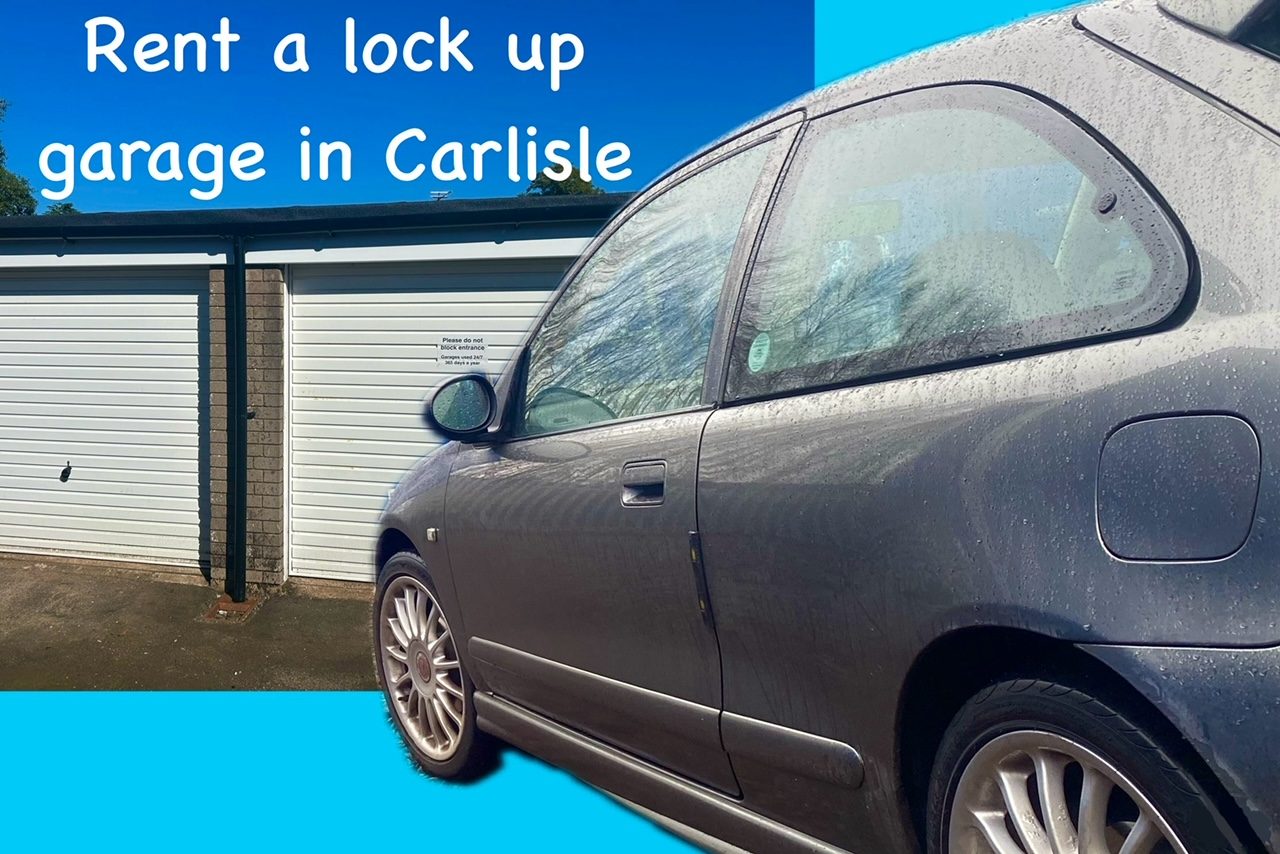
[379,576,466,761]
[949,730,1188,854]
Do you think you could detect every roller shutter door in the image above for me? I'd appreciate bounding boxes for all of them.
[289,262,565,581]
[0,271,206,566]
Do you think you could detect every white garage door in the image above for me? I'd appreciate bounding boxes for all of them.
[0,271,206,566]
[289,262,566,581]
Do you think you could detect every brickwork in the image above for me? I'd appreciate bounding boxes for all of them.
[208,270,228,580]
[245,268,286,585]
[207,267,286,587]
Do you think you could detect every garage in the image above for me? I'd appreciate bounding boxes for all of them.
[0,269,208,567]
[287,261,567,581]
[0,195,623,593]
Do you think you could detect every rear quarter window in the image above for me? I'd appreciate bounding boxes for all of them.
[726,84,1191,401]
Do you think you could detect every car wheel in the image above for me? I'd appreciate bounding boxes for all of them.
[928,678,1247,854]
[374,550,496,780]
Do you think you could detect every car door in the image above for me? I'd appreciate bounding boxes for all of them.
[696,85,1192,847]
[444,118,797,793]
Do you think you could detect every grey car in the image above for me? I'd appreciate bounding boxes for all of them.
[372,1,1280,851]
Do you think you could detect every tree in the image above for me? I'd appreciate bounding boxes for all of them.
[0,170,36,216]
[524,168,604,197]
[45,202,79,216]
[0,100,37,217]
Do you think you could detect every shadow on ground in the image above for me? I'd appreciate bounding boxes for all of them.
[0,560,377,690]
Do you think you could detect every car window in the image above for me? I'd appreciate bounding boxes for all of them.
[726,85,1189,400]
[516,142,772,437]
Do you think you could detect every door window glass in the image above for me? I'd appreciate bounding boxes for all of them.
[518,142,771,436]
[728,86,1188,399]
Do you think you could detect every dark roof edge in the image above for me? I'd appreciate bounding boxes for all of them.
[0,193,632,241]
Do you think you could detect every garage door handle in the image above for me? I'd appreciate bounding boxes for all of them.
[621,461,666,507]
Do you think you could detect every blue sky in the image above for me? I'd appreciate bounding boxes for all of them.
[815,0,1078,84]
[0,0,813,211]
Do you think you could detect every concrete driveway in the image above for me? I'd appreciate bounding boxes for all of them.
[0,557,378,690]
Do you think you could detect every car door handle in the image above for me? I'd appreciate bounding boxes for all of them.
[620,461,666,507]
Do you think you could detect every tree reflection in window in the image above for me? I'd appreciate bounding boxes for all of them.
[520,143,771,436]
[731,91,1164,399]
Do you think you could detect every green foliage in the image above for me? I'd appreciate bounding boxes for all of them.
[0,169,36,217]
[0,99,37,217]
[524,169,604,196]
[44,202,79,216]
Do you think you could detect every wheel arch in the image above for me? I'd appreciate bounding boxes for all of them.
[375,527,420,578]
[374,523,478,682]
[894,625,1262,851]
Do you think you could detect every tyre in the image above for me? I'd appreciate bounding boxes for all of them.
[927,678,1248,854]
[374,550,496,780]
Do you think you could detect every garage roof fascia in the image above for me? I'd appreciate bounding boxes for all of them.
[0,194,630,268]
[0,194,631,242]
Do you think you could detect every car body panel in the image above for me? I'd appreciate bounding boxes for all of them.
[443,410,739,793]
[378,443,467,634]
[472,691,849,854]
[1080,0,1280,136]
[1082,642,1280,851]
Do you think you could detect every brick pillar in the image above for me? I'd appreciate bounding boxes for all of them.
[207,267,286,587]
[246,268,286,585]
[208,271,228,581]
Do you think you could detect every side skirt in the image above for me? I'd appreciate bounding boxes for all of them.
[473,692,852,854]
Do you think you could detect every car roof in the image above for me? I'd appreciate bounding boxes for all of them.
[1157,0,1273,39]
[684,4,1083,157]
[1078,0,1280,138]
[682,0,1278,175]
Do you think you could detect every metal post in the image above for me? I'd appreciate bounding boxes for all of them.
[225,236,248,602]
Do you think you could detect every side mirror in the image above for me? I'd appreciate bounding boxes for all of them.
[424,374,497,441]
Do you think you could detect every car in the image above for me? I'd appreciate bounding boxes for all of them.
[372,1,1280,851]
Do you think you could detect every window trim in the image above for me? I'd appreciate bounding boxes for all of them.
[490,114,804,444]
[720,82,1198,407]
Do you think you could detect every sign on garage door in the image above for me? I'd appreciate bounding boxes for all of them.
[288,262,566,581]
[0,271,206,566]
